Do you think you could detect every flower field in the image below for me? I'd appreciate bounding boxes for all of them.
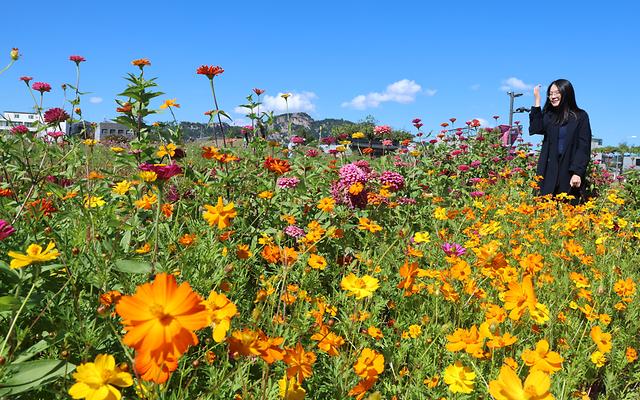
[1,53,640,400]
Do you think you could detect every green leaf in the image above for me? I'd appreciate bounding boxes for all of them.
[0,359,75,396]
[14,339,51,363]
[0,261,20,285]
[114,259,152,274]
[0,296,19,312]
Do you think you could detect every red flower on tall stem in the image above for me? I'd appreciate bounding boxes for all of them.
[253,88,265,96]
[20,76,32,83]
[196,65,224,79]
[32,82,51,93]
[69,55,86,64]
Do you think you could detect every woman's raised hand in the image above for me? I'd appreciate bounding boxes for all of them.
[533,84,541,107]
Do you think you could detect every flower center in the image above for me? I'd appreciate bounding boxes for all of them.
[149,304,173,325]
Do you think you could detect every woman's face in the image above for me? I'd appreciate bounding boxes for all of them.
[548,84,561,107]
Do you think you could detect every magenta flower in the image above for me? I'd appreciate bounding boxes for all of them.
[373,125,392,136]
[284,225,305,238]
[20,76,33,83]
[0,219,15,241]
[10,125,29,135]
[382,139,393,147]
[32,82,52,93]
[305,149,319,157]
[291,135,305,145]
[139,162,183,180]
[47,131,64,139]
[43,108,70,125]
[442,243,466,257]
[379,171,405,191]
[69,55,86,64]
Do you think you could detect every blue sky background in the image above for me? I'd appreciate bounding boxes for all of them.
[2,0,639,146]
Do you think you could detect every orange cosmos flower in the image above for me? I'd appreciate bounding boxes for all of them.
[521,339,563,373]
[284,343,316,382]
[503,275,537,320]
[310,325,345,356]
[590,326,612,353]
[115,273,209,383]
[445,325,484,358]
[132,58,151,67]
[626,347,637,363]
[203,197,237,229]
[488,365,554,400]
[354,348,384,379]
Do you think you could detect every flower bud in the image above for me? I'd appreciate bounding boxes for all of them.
[10,48,19,61]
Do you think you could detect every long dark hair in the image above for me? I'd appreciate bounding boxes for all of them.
[543,79,583,125]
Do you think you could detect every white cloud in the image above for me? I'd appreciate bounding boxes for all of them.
[500,77,534,92]
[231,118,250,127]
[342,79,428,110]
[89,96,103,104]
[262,92,317,113]
[470,84,480,91]
[476,118,489,127]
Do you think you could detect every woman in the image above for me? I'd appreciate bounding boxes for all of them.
[529,79,592,200]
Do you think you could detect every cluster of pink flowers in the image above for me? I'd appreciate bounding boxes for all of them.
[43,108,70,125]
[378,171,405,191]
[32,82,51,93]
[284,225,305,238]
[291,136,305,145]
[331,162,370,209]
[373,125,392,136]
[442,242,466,257]
[276,177,300,189]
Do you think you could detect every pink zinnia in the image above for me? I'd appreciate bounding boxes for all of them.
[291,136,305,145]
[32,82,52,93]
[458,164,470,172]
[20,76,33,83]
[276,177,300,189]
[69,55,86,64]
[305,149,319,157]
[284,225,305,238]
[382,139,393,147]
[10,125,29,135]
[0,219,15,241]
[43,108,70,125]
[373,125,392,136]
[379,171,405,191]
[47,131,65,139]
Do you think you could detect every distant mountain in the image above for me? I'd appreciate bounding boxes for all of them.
[179,113,357,141]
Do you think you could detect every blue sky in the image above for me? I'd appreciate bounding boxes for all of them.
[2,0,639,146]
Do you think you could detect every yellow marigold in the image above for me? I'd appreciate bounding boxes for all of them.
[8,242,60,269]
[317,197,335,212]
[307,254,327,270]
[112,180,132,196]
[203,197,237,229]
[341,273,379,299]
[443,361,475,394]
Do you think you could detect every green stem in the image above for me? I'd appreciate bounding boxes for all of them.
[209,79,226,147]
[0,266,40,357]
[0,59,15,75]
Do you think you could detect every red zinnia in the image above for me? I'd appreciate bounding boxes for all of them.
[43,108,70,125]
[253,88,265,96]
[32,82,52,93]
[20,76,32,83]
[196,65,224,79]
[10,125,30,135]
[69,55,86,64]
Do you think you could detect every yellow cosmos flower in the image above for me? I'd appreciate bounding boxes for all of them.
[134,193,157,210]
[159,98,180,109]
[358,217,382,233]
[413,232,431,243]
[82,139,97,146]
[352,132,365,139]
[110,146,125,153]
[488,365,554,400]
[340,273,379,299]
[278,374,306,400]
[68,354,133,400]
[157,142,176,158]
[443,361,475,394]
[203,197,237,230]
[434,207,448,220]
[8,242,60,269]
[204,291,238,343]
[83,195,106,209]
[521,339,563,374]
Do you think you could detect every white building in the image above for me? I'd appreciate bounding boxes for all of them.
[0,111,67,135]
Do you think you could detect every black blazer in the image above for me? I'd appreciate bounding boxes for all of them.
[529,106,592,196]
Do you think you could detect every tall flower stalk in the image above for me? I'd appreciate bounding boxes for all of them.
[197,65,228,146]
[0,48,19,75]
